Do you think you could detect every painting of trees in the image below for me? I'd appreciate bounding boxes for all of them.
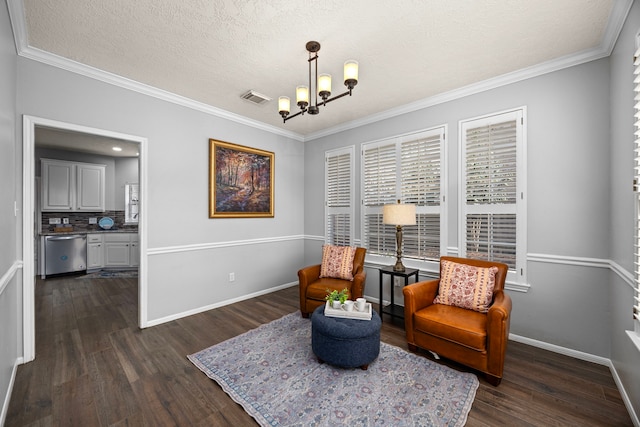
[209,140,274,217]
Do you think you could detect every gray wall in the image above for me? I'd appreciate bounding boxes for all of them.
[0,0,19,424]
[305,57,613,356]
[17,58,305,322]
[609,0,640,414]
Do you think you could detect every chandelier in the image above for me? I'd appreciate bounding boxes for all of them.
[278,41,359,123]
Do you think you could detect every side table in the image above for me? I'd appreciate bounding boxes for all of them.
[378,266,419,322]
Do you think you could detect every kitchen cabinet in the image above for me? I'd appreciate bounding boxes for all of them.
[87,234,104,270]
[104,233,139,267]
[129,234,139,267]
[41,159,106,212]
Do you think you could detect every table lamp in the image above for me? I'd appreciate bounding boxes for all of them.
[383,200,416,272]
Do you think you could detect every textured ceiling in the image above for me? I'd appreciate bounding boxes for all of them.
[19,0,618,139]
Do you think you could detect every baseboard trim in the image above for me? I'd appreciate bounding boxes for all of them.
[1,358,20,427]
[145,281,299,327]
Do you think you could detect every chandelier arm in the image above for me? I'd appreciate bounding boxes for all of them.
[321,89,352,105]
[283,109,305,123]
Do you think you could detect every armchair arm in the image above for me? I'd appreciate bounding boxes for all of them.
[486,290,512,377]
[402,279,440,344]
[298,264,321,311]
[350,270,367,300]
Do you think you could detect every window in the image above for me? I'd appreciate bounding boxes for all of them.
[325,146,354,245]
[633,41,640,338]
[361,127,446,263]
[459,109,526,285]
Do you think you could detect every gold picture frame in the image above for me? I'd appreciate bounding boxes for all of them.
[209,139,274,218]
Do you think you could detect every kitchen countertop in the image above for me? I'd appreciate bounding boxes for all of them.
[40,229,138,236]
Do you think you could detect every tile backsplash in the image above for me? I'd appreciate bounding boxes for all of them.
[41,210,139,233]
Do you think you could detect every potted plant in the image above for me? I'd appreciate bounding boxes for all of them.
[326,288,349,309]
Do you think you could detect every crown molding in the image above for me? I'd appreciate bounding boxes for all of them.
[7,0,632,143]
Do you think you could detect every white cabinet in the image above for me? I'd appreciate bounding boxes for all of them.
[77,164,106,211]
[41,159,106,212]
[129,234,139,267]
[87,234,104,270]
[104,233,139,267]
[41,160,74,211]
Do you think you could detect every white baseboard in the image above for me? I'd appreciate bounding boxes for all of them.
[145,281,299,327]
[1,358,20,427]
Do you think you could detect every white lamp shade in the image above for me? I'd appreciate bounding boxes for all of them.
[383,203,416,226]
[318,74,332,94]
[278,96,290,113]
[296,85,309,104]
[344,60,359,82]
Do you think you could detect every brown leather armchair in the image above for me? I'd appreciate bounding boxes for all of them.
[298,247,367,318]
[403,256,512,386]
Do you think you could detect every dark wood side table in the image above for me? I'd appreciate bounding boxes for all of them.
[378,266,419,322]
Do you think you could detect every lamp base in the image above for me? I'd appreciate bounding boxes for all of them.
[393,258,406,272]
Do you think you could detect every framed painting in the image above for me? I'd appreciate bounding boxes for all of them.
[209,139,274,218]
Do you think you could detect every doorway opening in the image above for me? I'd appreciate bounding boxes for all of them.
[22,116,148,362]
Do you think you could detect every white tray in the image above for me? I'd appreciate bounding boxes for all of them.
[324,301,373,320]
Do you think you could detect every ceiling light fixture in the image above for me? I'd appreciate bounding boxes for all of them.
[112,146,122,152]
[278,41,358,123]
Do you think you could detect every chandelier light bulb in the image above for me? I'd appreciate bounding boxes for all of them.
[344,60,359,89]
[318,74,332,99]
[278,96,290,114]
[296,85,309,107]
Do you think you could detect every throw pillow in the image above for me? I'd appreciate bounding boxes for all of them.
[319,245,356,280]
[433,260,498,313]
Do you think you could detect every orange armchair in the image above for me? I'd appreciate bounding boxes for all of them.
[403,256,512,385]
[298,247,367,318]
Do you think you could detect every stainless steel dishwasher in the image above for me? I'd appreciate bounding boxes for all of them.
[44,234,87,277]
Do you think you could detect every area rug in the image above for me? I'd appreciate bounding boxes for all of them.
[76,270,138,279]
[188,312,478,426]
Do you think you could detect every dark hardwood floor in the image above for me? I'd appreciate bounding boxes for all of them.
[6,275,633,426]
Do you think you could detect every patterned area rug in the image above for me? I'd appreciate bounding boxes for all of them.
[76,270,138,279]
[188,312,478,426]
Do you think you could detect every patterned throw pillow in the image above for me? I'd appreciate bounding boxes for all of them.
[319,245,356,280]
[433,260,498,313]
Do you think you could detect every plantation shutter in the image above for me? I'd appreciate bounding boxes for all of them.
[362,128,445,261]
[325,147,354,245]
[362,142,396,254]
[460,110,524,273]
[401,132,443,260]
[633,46,640,323]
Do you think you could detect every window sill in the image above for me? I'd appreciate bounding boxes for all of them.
[626,330,640,353]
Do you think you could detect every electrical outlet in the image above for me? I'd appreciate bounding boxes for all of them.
[63,218,69,224]
[229,272,235,282]
[89,217,97,224]
[49,218,61,225]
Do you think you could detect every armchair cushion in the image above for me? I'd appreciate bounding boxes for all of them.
[319,245,356,280]
[433,259,498,313]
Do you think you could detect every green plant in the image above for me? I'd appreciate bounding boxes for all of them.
[325,288,349,304]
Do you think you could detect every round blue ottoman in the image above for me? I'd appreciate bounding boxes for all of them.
[311,305,381,370]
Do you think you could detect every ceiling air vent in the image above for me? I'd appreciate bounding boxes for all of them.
[241,90,272,105]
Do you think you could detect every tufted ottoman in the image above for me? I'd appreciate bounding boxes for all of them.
[311,305,381,370]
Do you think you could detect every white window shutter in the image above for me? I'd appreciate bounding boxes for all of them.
[460,110,525,279]
[633,46,640,324]
[362,128,445,261]
[325,147,354,246]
